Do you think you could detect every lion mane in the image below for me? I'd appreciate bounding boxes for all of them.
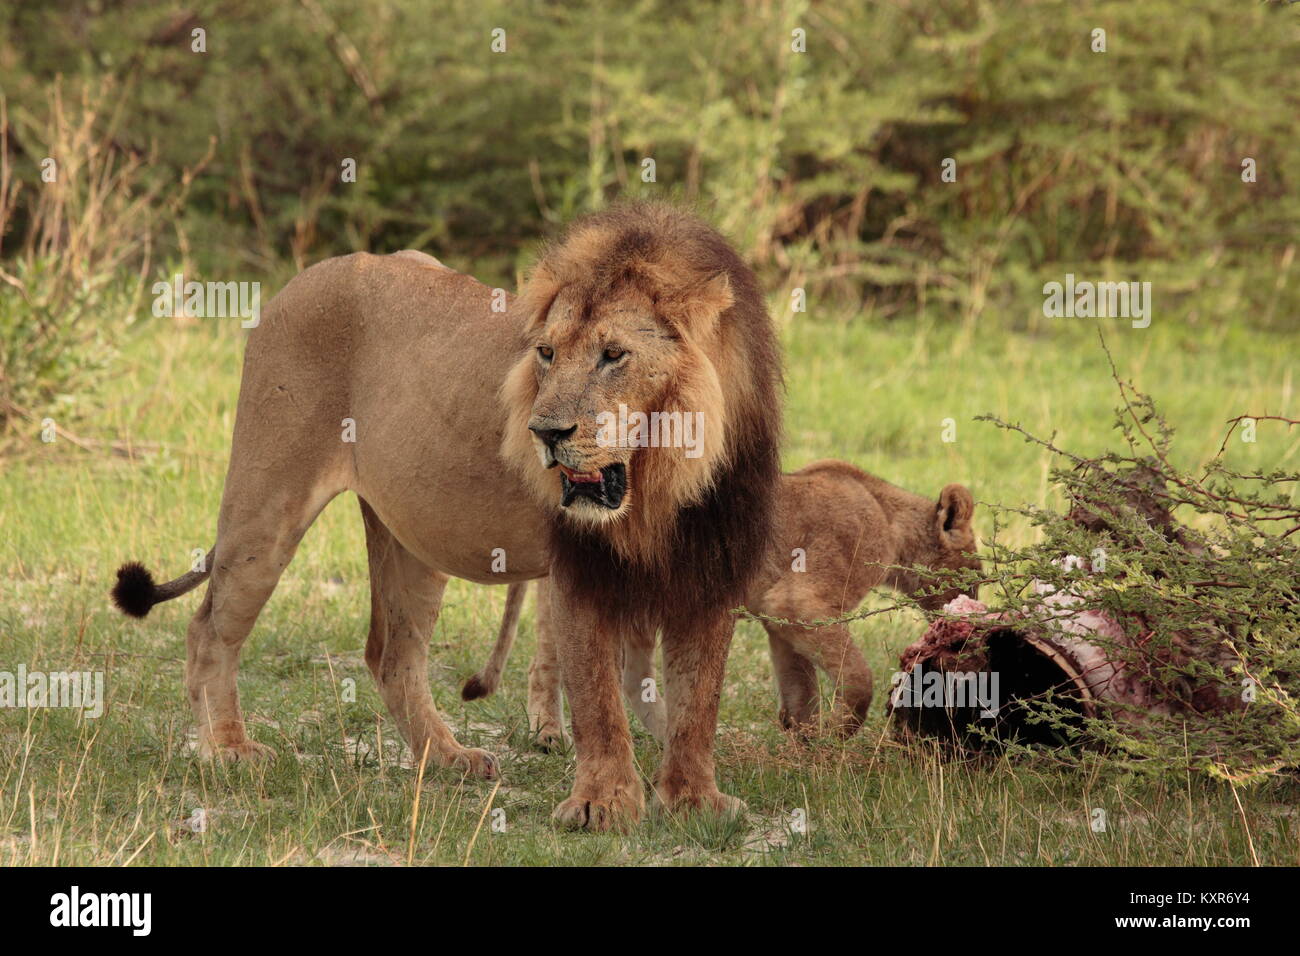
[500,202,783,629]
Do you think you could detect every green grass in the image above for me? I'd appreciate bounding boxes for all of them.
[2,299,1298,865]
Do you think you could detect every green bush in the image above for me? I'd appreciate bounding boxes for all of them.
[0,78,159,440]
[966,369,1300,781]
[3,1,1295,323]
[0,255,133,437]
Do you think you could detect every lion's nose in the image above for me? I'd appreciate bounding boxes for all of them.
[528,420,577,448]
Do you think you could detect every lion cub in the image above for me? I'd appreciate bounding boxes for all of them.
[743,460,980,737]
[465,460,980,741]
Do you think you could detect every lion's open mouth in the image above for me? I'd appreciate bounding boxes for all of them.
[558,462,626,510]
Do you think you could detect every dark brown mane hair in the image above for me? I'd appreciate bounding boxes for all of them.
[537,202,784,630]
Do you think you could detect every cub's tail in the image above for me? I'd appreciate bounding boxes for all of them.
[111,545,216,618]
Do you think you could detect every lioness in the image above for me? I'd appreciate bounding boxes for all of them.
[465,461,980,740]
[111,202,782,831]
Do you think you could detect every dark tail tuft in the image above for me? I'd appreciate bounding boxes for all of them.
[112,562,159,618]
[461,674,490,701]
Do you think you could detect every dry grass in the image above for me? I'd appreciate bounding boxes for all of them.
[1,301,1298,865]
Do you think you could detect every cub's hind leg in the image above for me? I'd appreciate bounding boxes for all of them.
[764,625,821,735]
[774,622,873,738]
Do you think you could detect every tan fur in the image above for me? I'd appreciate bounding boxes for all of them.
[390,249,450,269]
[498,203,782,828]
[525,581,569,750]
[501,249,731,562]
[471,461,980,741]
[113,205,780,833]
[140,252,552,777]
[747,461,980,737]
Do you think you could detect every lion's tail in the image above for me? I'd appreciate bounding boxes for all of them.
[461,581,529,700]
[111,544,216,618]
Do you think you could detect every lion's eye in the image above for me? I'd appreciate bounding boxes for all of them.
[602,347,626,363]
[537,345,554,361]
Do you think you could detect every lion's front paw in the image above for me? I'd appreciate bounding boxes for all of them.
[199,738,276,763]
[552,789,642,832]
[652,780,746,819]
[448,747,500,780]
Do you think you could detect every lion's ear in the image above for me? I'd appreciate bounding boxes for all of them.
[936,484,975,549]
[673,271,733,340]
[513,265,560,333]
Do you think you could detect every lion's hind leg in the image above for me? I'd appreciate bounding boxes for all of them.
[526,581,570,751]
[360,499,498,780]
[186,479,339,761]
[623,629,666,744]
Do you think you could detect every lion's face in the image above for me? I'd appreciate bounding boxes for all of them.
[499,203,781,621]
[519,284,724,526]
[525,287,654,520]
[499,205,777,569]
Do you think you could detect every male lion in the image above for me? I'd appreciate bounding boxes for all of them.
[111,203,782,831]
[466,461,980,741]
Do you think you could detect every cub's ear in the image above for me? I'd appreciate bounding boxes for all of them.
[936,483,975,548]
